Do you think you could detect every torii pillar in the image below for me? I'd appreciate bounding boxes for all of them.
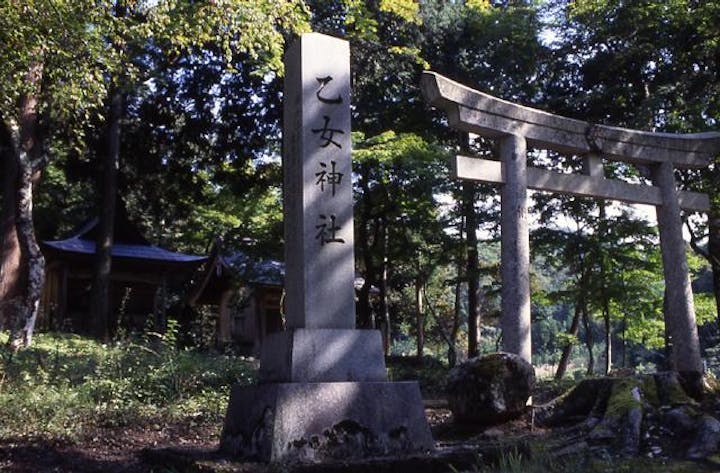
[499,134,531,362]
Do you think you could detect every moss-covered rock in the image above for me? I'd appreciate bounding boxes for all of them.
[536,372,720,460]
[446,352,535,425]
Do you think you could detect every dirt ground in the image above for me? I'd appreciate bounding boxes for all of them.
[0,404,475,473]
[0,418,221,473]
[3,402,718,473]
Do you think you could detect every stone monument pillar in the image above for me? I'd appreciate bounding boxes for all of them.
[220,33,434,463]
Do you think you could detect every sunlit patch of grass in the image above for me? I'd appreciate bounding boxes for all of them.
[0,330,256,442]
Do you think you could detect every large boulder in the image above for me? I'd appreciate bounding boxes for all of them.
[446,352,535,425]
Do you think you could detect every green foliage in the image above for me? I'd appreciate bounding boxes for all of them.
[385,356,448,398]
[148,0,311,75]
[695,293,718,328]
[544,0,720,343]
[0,331,255,440]
[0,0,110,151]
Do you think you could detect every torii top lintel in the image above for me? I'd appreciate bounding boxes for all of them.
[421,72,720,169]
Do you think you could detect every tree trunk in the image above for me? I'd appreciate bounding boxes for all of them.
[463,182,481,358]
[448,217,466,367]
[449,274,461,367]
[9,161,45,350]
[603,301,612,375]
[556,249,589,380]
[379,216,390,354]
[6,59,46,350]
[555,300,582,380]
[0,122,23,331]
[356,162,375,329]
[583,306,595,375]
[91,88,122,341]
[415,278,425,360]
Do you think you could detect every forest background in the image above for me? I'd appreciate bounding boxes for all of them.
[1,0,719,381]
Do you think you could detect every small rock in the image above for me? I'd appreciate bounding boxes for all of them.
[446,352,535,425]
[482,427,504,437]
[663,407,695,435]
[687,415,720,459]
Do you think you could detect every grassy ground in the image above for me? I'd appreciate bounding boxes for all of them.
[0,329,256,471]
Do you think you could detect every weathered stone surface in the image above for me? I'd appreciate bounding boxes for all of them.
[220,382,435,463]
[259,329,387,383]
[420,71,720,168]
[653,162,703,374]
[452,155,710,212]
[499,135,531,363]
[446,352,535,425]
[688,415,720,459]
[283,32,355,330]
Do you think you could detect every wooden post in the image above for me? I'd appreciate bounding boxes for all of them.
[500,134,531,363]
[652,161,703,373]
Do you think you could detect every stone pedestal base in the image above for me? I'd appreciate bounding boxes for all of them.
[220,381,434,463]
[259,329,387,383]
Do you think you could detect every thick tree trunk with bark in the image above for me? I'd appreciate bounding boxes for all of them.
[91,88,122,341]
[3,60,46,350]
[0,123,23,330]
[10,160,45,350]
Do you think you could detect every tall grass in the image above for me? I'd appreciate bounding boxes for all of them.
[0,326,256,441]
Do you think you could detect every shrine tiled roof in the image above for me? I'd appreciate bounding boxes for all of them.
[43,237,207,263]
[222,251,367,290]
[42,213,206,264]
[223,252,285,286]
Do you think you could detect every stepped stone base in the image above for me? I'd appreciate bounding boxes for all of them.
[259,329,387,383]
[220,381,434,463]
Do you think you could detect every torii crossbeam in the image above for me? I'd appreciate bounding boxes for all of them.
[422,71,720,373]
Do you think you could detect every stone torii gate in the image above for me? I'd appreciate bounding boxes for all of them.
[421,71,720,374]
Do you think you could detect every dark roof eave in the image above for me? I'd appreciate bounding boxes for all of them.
[42,239,207,264]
